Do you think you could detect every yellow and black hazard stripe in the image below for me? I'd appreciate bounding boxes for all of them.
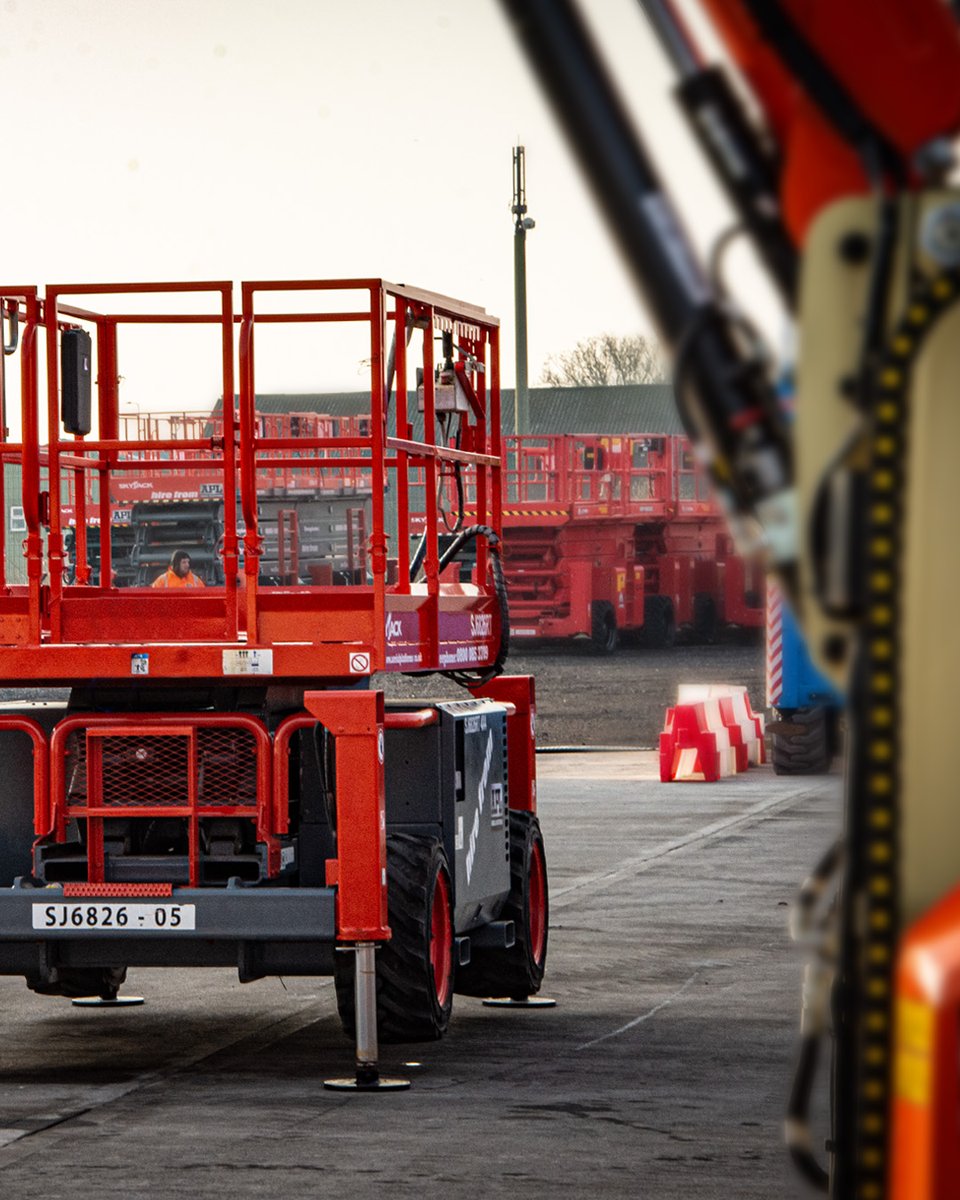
[501,508,568,518]
[846,270,960,1200]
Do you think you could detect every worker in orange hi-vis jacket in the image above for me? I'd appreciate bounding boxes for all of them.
[151,549,205,589]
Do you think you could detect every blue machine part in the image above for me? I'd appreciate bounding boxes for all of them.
[766,586,844,711]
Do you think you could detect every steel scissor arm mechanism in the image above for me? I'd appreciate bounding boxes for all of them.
[501,1,960,1196]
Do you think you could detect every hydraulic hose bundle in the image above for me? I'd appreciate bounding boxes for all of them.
[423,524,511,689]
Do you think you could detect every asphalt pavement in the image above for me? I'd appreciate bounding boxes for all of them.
[0,752,838,1199]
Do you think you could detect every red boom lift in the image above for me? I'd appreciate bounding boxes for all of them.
[0,279,548,1090]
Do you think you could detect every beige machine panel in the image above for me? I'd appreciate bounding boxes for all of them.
[797,192,960,921]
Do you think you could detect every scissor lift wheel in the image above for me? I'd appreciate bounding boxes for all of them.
[335,834,454,1044]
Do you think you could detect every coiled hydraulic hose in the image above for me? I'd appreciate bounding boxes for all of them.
[412,524,511,689]
[440,525,510,688]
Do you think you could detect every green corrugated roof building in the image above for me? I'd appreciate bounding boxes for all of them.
[226,384,682,437]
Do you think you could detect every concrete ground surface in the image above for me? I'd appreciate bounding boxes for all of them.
[0,752,839,1199]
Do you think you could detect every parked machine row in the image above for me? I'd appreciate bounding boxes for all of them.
[498,432,764,651]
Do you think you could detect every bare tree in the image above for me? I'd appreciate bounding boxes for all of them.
[541,333,669,387]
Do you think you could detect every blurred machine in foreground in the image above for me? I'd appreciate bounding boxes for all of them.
[503,0,960,1193]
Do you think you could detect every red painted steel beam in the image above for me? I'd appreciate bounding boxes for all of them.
[470,675,538,815]
[0,716,50,839]
[272,714,318,835]
[304,690,390,942]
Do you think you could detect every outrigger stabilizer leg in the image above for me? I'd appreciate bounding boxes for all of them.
[323,943,410,1092]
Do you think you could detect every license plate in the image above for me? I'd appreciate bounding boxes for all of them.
[32,902,196,931]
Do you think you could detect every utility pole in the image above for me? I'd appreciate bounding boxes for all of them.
[512,145,535,435]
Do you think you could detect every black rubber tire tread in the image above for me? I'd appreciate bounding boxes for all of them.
[642,595,676,648]
[454,811,548,1000]
[590,601,619,655]
[693,593,719,644]
[335,834,454,1044]
[772,706,831,775]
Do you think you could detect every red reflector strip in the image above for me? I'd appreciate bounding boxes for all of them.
[61,883,174,898]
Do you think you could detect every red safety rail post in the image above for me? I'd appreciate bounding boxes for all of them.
[470,675,537,815]
[96,317,119,589]
[0,290,43,640]
[0,301,8,589]
[219,285,239,638]
[393,297,412,589]
[488,323,502,574]
[0,715,50,840]
[22,293,42,638]
[367,284,388,661]
[304,690,390,942]
[43,292,95,637]
[272,714,316,836]
[420,301,441,665]
[239,283,265,639]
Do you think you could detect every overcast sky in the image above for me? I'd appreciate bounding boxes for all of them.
[0,0,776,412]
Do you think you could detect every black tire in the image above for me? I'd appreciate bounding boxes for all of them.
[590,601,619,655]
[335,834,454,1044]
[693,593,719,645]
[455,811,548,1000]
[771,706,831,775]
[642,595,676,648]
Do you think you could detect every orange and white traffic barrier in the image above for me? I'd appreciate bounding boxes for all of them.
[678,684,765,768]
[659,699,736,782]
[661,685,764,782]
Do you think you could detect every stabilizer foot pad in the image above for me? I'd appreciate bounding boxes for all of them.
[72,996,145,1008]
[482,996,557,1008]
[323,1076,411,1092]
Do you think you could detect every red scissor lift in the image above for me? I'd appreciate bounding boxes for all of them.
[0,280,548,1089]
[500,432,764,652]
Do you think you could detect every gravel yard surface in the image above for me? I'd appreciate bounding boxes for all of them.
[380,637,766,749]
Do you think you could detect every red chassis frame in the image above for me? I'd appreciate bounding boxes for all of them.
[0,679,538,947]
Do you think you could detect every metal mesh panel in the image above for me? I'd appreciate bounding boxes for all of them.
[196,727,258,809]
[100,735,189,808]
[65,726,258,811]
